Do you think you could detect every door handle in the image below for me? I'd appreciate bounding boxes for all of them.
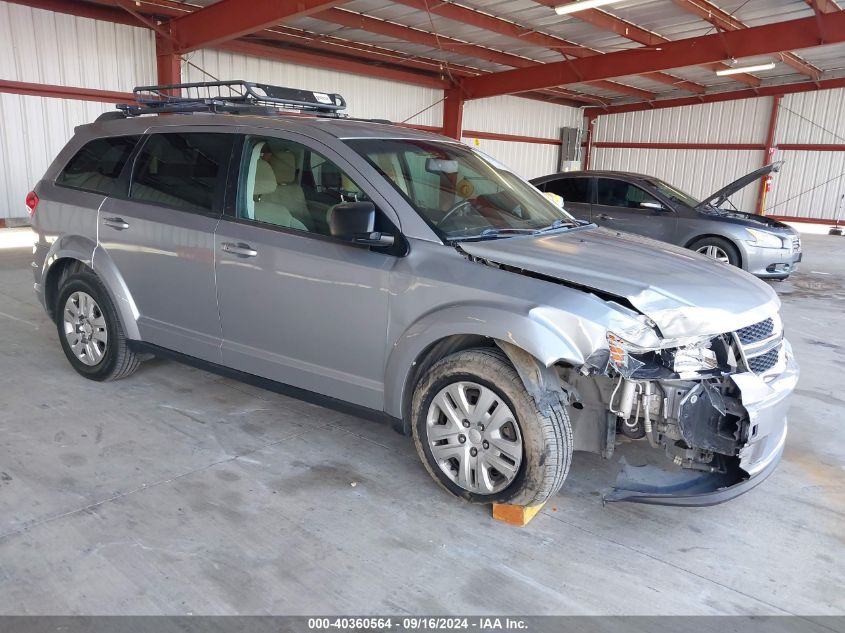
[221,242,258,258]
[598,213,614,221]
[102,216,130,230]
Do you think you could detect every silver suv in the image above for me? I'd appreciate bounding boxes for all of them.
[30,81,798,506]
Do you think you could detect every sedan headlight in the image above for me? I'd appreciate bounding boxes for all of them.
[607,331,720,379]
[745,228,784,249]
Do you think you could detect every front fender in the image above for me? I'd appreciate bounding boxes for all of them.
[383,303,596,419]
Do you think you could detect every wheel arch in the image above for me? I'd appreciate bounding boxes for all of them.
[685,233,744,268]
[386,305,586,432]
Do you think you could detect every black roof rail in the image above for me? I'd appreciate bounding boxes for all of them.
[116,80,348,117]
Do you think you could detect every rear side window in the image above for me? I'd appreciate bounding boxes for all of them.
[129,133,233,213]
[56,136,139,194]
[543,177,590,204]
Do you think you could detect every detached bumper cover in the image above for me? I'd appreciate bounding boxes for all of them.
[605,341,798,506]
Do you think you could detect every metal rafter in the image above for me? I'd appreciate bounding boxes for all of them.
[670,0,822,80]
[315,7,657,99]
[534,0,762,87]
[462,11,845,99]
[389,0,706,94]
[165,0,348,54]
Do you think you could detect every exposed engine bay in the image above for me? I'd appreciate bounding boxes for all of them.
[559,316,794,504]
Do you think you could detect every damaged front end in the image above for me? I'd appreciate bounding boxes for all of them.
[563,314,798,506]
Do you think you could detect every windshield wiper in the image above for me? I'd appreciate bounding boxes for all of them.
[532,218,592,234]
[449,227,535,243]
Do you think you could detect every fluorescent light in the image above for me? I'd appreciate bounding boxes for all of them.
[554,0,626,15]
[716,62,776,76]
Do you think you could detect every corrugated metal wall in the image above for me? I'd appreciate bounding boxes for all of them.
[464,138,563,180]
[591,147,764,212]
[592,89,845,220]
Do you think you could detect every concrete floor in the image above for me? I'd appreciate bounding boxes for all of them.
[0,229,842,615]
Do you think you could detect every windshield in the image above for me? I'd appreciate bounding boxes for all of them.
[646,178,700,208]
[345,138,578,240]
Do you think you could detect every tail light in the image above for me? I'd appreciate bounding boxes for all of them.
[25,191,39,215]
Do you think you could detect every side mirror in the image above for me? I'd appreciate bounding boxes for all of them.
[640,201,667,211]
[329,201,395,247]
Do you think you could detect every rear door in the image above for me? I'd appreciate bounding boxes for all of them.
[537,176,592,221]
[592,177,677,242]
[213,132,398,410]
[98,130,235,362]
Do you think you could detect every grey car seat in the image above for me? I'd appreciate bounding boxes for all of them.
[245,144,307,231]
[268,151,313,230]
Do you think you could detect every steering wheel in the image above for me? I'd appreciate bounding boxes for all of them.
[436,199,473,227]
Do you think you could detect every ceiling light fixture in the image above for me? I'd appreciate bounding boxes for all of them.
[554,0,626,15]
[715,62,776,76]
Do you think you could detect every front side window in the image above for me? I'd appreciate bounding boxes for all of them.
[237,135,373,236]
[596,178,661,209]
[543,177,590,204]
[646,179,699,208]
[56,135,139,194]
[130,133,233,213]
[346,139,577,240]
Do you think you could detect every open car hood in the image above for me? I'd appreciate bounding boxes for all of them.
[695,161,784,210]
[458,227,779,339]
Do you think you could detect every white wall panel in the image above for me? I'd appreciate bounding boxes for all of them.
[465,138,560,180]
[591,148,764,212]
[764,150,845,220]
[0,93,111,219]
[778,88,845,145]
[0,1,155,91]
[594,97,771,144]
[463,95,582,138]
[183,49,444,127]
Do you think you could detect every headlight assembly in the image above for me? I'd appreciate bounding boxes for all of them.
[745,228,784,249]
[607,331,721,380]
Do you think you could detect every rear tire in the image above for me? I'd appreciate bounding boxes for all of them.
[690,236,741,267]
[411,348,572,506]
[55,266,141,381]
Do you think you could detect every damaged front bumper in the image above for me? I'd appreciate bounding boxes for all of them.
[604,340,798,506]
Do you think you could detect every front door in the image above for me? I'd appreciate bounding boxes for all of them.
[213,133,396,410]
[98,131,234,362]
[538,176,592,222]
[592,177,677,243]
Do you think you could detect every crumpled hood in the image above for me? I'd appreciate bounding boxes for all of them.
[459,227,780,339]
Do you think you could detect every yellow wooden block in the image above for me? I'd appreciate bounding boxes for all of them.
[492,501,546,526]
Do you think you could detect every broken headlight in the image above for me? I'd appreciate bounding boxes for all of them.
[607,332,722,380]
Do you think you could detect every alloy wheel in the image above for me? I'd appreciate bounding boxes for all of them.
[425,381,523,494]
[63,291,108,366]
[697,244,730,263]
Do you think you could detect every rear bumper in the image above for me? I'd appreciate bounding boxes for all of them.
[606,341,797,507]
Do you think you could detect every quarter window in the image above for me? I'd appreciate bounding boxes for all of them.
[130,133,233,213]
[543,178,590,204]
[596,178,660,209]
[56,136,139,195]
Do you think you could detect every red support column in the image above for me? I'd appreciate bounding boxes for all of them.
[155,34,181,93]
[583,113,597,170]
[756,95,782,215]
[443,87,464,141]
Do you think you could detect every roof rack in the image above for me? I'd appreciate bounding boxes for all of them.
[116,79,347,117]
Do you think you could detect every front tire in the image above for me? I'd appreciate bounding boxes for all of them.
[411,348,572,506]
[690,236,741,267]
[55,267,141,381]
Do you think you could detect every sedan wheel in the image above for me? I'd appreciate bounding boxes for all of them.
[696,244,730,264]
[62,291,108,366]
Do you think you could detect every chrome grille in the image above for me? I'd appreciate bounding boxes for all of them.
[792,236,801,251]
[736,318,774,345]
[747,347,780,374]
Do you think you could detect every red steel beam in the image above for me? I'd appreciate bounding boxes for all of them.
[757,95,782,214]
[592,142,766,150]
[463,12,845,100]
[0,79,134,103]
[389,0,706,94]
[316,7,657,100]
[155,33,181,94]
[462,130,562,145]
[534,0,761,87]
[443,87,464,140]
[585,76,845,116]
[779,143,845,150]
[670,0,822,80]
[165,0,346,54]
[805,0,841,12]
